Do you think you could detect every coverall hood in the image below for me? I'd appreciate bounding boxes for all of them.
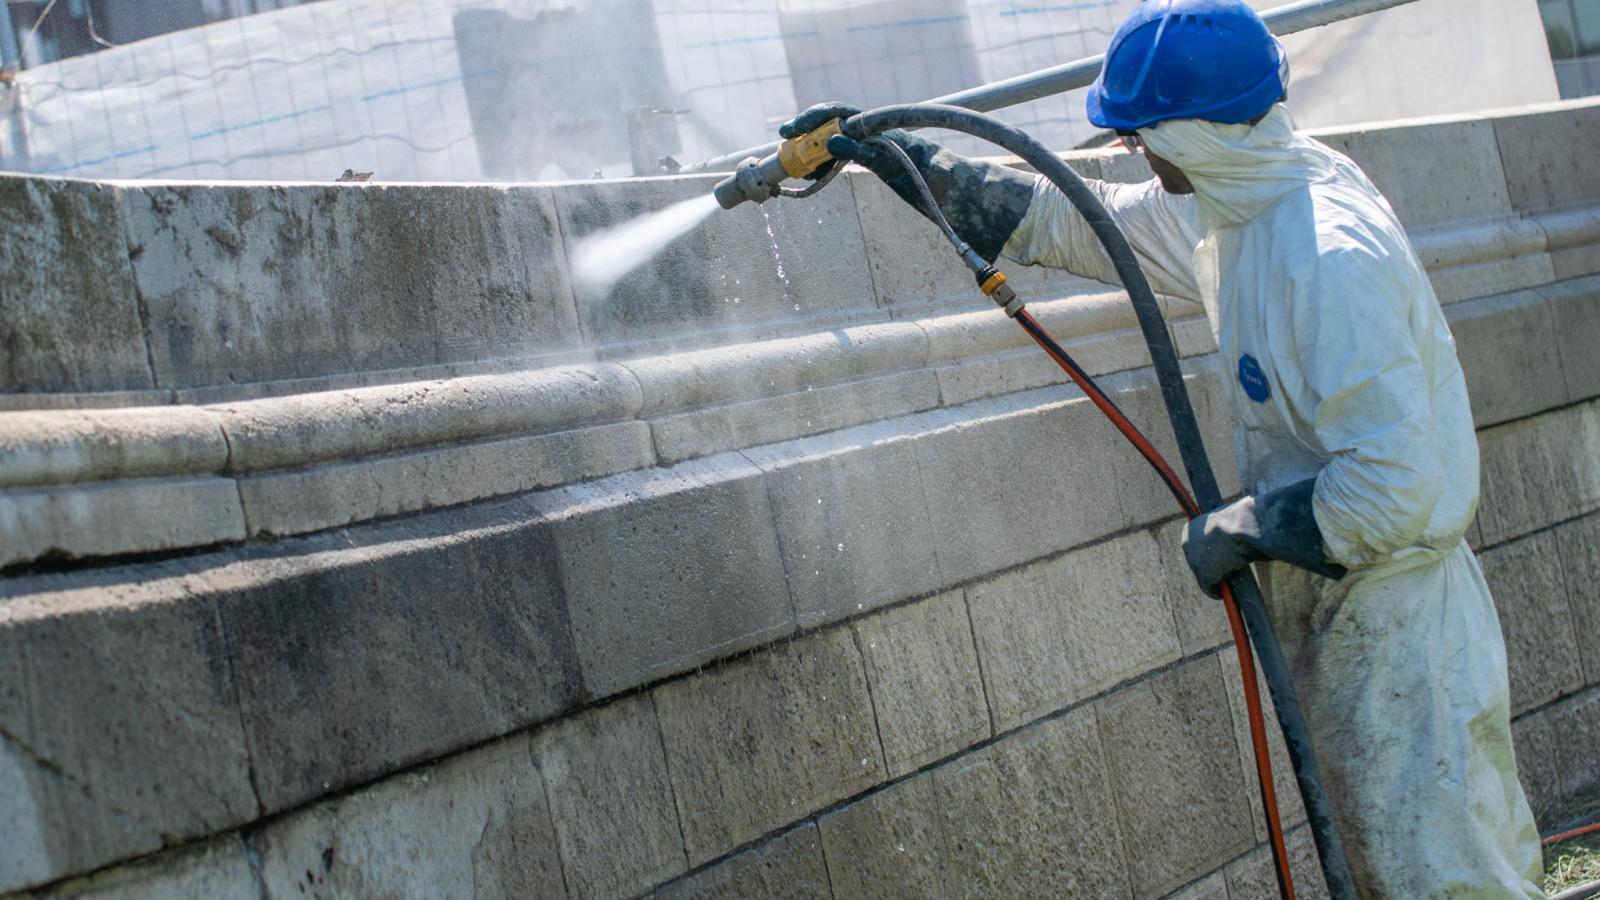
[1138,105,1336,229]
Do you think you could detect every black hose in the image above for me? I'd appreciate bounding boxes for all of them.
[842,103,1357,900]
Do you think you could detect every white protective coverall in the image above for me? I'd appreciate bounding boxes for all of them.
[1002,105,1544,897]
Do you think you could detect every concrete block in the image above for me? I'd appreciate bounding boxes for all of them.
[33,837,259,900]
[0,407,227,488]
[911,377,1174,587]
[1512,707,1564,826]
[1547,206,1600,281]
[254,736,564,900]
[847,168,1108,317]
[967,531,1183,732]
[1095,655,1254,898]
[853,591,991,777]
[1428,253,1557,307]
[1446,289,1564,427]
[1476,403,1597,546]
[213,500,583,812]
[237,421,654,538]
[818,705,1131,898]
[0,476,247,567]
[1554,515,1600,686]
[1544,275,1600,403]
[649,823,832,900]
[1545,689,1600,808]
[1493,102,1600,214]
[1166,871,1229,900]
[0,567,258,894]
[654,627,884,865]
[532,454,793,697]
[535,695,687,899]
[1154,517,1233,656]
[623,321,928,416]
[1221,648,1308,842]
[553,174,877,354]
[213,365,644,473]
[124,183,580,388]
[1318,119,1511,228]
[0,175,151,394]
[1478,531,1586,715]
[649,368,940,465]
[1224,827,1330,900]
[742,422,943,627]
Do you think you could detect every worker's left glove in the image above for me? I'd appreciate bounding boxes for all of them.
[1182,478,1349,599]
[779,103,1034,263]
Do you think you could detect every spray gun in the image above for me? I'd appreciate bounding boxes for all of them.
[712,114,1019,315]
[712,118,845,209]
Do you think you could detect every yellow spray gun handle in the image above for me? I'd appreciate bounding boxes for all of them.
[777,118,843,179]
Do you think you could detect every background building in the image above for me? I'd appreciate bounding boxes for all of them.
[0,0,1573,181]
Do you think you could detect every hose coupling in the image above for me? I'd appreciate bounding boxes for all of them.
[977,265,1024,317]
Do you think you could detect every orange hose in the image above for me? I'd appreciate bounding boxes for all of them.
[1546,820,1600,846]
[1016,307,1297,899]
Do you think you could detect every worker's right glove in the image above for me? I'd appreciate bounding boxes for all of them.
[1181,478,1349,599]
[780,103,1035,263]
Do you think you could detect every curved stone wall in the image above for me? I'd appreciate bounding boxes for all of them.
[2,98,1598,898]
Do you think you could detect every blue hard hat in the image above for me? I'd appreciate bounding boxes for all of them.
[1087,0,1289,132]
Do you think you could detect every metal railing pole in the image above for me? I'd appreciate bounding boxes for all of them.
[0,2,22,72]
[688,0,1422,172]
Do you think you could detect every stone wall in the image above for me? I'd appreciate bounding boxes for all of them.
[2,98,1598,898]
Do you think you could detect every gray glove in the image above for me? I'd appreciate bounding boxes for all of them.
[779,102,1034,263]
[1181,478,1349,599]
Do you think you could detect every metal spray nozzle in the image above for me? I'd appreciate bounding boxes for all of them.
[712,118,844,209]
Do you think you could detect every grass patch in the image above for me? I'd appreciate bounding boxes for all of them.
[1545,831,1600,897]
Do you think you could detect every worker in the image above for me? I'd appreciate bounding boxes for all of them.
[781,0,1545,895]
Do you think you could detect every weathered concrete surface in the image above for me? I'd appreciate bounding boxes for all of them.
[967,531,1183,732]
[654,627,884,866]
[0,476,247,568]
[1477,398,1600,547]
[1546,276,1600,403]
[0,408,226,488]
[532,454,793,698]
[1478,530,1587,716]
[125,183,582,388]
[1095,655,1255,898]
[31,837,258,900]
[1513,685,1600,826]
[1446,289,1565,427]
[1554,515,1600,686]
[649,824,832,900]
[853,590,991,777]
[554,175,877,354]
[648,367,940,466]
[534,696,686,900]
[236,420,653,538]
[211,365,645,473]
[743,421,945,627]
[1492,102,1600,216]
[253,735,563,900]
[0,175,151,395]
[1225,826,1331,900]
[817,705,1131,898]
[0,569,258,894]
[213,501,583,814]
